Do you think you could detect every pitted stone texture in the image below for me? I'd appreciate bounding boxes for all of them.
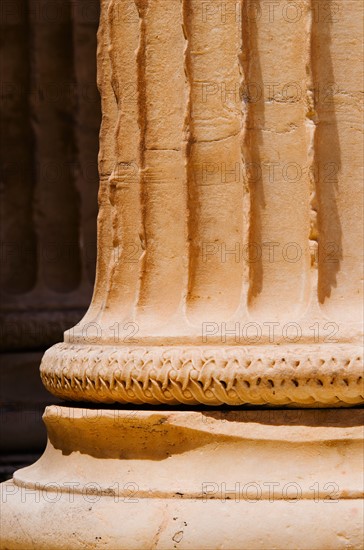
[1,406,363,549]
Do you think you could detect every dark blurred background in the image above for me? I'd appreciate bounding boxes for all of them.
[0,0,101,480]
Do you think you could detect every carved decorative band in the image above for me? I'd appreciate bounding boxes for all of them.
[40,343,364,406]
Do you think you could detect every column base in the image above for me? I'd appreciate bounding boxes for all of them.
[40,342,364,406]
[1,406,363,549]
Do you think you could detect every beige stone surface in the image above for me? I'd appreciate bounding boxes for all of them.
[39,0,364,407]
[2,3,363,549]
[1,406,363,549]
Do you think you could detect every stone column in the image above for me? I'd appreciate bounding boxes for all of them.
[39,0,363,408]
[1,1,363,548]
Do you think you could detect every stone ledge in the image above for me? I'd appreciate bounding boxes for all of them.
[1,406,363,549]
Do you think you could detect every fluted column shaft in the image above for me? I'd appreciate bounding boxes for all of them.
[41,0,363,407]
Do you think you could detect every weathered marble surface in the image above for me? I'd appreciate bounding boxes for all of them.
[40,0,364,407]
[1,406,363,549]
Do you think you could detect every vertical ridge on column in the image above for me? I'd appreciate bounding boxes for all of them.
[0,0,37,295]
[312,0,363,322]
[98,0,143,327]
[239,0,252,313]
[183,0,197,326]
[29,0,81,293]
[306,1,318,273]
[247,0,311,320]
[135,0,148,322]
[80,0,117,325]
[185,0,244,323]
[182,0,193,323]
[135,0,188,328]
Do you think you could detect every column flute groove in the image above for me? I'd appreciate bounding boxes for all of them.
[240,0,253,314]
[182,0,193,321]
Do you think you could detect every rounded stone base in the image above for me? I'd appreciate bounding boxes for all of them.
[1,406,363,549]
